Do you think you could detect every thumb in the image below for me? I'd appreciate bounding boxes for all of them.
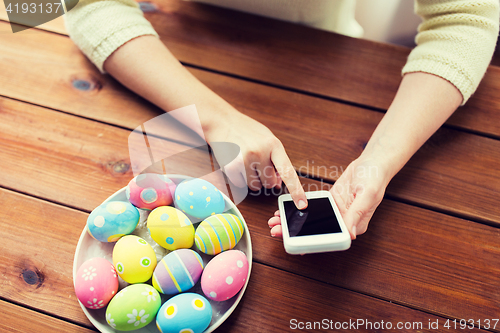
[342,186,375,240]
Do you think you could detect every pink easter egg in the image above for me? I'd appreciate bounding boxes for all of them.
[75,257,118,309]
[201,250,249,301]
[126,173,176,210]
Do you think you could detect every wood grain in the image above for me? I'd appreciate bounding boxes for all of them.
[0,24,499,224]
[242,178,500,324]
[0,300,96,333]
[0,98,499,327]
[0,21,205,147]
[1,0,500,137]
[0,188,485,333]
[0,96,221,210]
[144,0,500,137]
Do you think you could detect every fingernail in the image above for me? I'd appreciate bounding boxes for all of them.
[352,225,357,236]
[298,200,306,209]
[270,232,276,237]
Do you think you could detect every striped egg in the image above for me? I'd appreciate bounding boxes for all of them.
[194,214,244,255]
[152,249,204,295]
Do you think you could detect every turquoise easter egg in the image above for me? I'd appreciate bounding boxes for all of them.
[87,201,140,242]
[174,179,225,219]
[156,293,212,333]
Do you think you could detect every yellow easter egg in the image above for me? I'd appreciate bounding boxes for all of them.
[112,235,157,284]
[147,206,195,251]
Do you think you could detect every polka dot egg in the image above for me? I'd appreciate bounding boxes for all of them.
[195,213,245,255]
[112,235,157,284]
[87,201,140,242]
[156,293,212,333]
[147,206,194,251]
[126,173,176,210]
[106,284,161,331]
[201,250,249,302]
[174,178,225,219]
[74,257,118,310]
[152,249,204,295]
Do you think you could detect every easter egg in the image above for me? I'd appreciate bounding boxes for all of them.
[195,214,244,255]
[105,284,161,331]
[147,206,194,251]
[156,293,212,333]
[126,173,176,210]
[152,249,204,295]
[174,178,225,219]
[87,201,140,242]
[112,235,157,284]
[74,257,118,309]
[201,250,249,301]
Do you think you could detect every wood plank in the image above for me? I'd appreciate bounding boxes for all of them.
[0,24,499,225]
[244,178,500,324]
[0,21,204,147]
[144,0,500,138]
[194,68,500,225]
[0,300,96,333]
[0,99,499,327]
[2,1,500,138]
[0,96,220,210]
[0,188,485,333]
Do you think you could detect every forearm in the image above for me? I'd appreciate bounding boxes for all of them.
[361,72,462,182]
[103,35,235,136]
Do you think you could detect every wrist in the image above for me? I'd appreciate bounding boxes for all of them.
[357,147,402,187]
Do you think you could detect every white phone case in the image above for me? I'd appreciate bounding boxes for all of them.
[278,191,351,255]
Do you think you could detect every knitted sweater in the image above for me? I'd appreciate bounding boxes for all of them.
[64,0,499,104]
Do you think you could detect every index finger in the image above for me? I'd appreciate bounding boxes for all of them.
[271,146,307,209]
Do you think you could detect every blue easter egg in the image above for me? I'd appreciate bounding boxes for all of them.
[87,201,140,242]
[174,179,225,219]
[156,293,212,333]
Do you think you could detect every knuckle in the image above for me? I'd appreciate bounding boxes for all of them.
[270,137,283,149]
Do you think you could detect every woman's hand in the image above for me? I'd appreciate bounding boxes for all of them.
[205,110,308,210]
[268,72,462,240]
[268,156,390,239]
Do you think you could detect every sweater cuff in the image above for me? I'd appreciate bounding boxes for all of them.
[92,24,159,73]
[402,58,472,105]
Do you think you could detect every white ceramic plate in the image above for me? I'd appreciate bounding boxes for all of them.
[73,175,252,332]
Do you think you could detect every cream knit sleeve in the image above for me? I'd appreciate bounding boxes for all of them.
[402,0,499,104]
[64,0,159,73]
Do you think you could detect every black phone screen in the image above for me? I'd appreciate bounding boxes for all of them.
[283,197,342,237]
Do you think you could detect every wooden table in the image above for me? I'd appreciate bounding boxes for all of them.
[1,1,500,332]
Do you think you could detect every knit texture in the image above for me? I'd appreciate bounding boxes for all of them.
[402,0,499,104]
[64,0,159,72]
[65,0,499,104]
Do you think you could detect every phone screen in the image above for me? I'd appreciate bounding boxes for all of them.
[283,198,342,237]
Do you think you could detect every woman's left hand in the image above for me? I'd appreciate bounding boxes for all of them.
[268,156,390,239]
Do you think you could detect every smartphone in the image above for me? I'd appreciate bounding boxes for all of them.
[278,191,351,255]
